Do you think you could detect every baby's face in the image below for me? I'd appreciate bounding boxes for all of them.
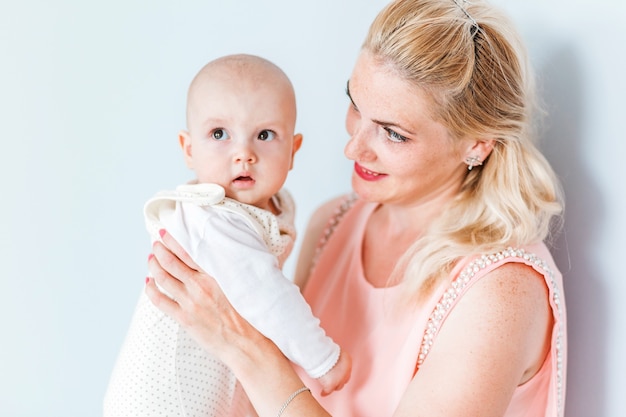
[180,70,301,212]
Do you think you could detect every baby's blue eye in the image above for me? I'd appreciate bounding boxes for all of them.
[384,127,408,143]
[258,130,276,141]
[211,129,229,141]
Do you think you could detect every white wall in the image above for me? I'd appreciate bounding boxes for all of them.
[1,1,623,416]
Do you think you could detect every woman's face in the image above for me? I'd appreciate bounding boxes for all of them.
[344,51,470,207]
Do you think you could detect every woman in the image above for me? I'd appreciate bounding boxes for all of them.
[146,0,566,416]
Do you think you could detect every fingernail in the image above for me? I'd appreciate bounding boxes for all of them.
[159,229,166,238]
[148,253,154,261]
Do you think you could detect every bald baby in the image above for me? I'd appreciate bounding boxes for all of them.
[185,54,297,132]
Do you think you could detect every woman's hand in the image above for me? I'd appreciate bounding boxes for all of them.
[145,229,260,364]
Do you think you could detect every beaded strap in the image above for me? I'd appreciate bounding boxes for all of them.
[309,193,359,273]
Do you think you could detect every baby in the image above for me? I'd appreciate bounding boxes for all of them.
[104,54,350,417]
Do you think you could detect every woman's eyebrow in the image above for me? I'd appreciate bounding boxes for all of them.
[346,78,416,136]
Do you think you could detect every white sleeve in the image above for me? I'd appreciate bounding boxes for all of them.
[164,202,340,379]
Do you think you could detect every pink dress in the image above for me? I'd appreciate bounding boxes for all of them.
[301,196,566,417]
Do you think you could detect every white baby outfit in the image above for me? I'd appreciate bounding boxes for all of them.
[104,183,340,417]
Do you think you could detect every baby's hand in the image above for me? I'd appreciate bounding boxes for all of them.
[317,350,352,396]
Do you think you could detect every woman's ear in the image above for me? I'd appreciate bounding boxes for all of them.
[463,138,495,169]
[289,133,303,170]
[178,130,194,169]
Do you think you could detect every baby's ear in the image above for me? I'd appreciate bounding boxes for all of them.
[178,130,194,168]
[290,133,303,170]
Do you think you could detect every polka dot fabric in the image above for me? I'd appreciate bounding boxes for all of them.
[104,292,257,416]
[220,190,296,267]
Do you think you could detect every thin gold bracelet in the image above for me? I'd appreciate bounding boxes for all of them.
[276,386,311,417]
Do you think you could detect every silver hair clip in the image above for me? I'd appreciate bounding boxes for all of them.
[465,156,483,170]
[452,0,481,36]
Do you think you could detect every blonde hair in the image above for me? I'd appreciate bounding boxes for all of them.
[363,0,564,297]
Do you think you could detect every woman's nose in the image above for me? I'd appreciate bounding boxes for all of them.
[344,111,373,161]
[344,135,366,161]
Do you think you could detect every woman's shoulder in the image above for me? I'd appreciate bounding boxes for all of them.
[418,245,562,367]
[409,255,556,416]
[309,192,358,232]
[451,245,560,322]
[293,193,358,288]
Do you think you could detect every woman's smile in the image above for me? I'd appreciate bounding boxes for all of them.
[354,162,387,181]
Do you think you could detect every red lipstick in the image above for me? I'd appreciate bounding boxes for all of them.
[354,162,386,181]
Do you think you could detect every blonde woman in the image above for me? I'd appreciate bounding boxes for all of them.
[146,0,566,416]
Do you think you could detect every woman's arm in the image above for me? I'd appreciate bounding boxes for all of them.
[393,263,553,417]
[146,231,331,417]
[293,194,348,289]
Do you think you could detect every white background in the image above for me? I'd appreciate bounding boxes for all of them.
[1,1,624,416]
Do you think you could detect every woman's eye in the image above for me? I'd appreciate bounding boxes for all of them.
[258,130,276,141]
[384,127,408,143]
[211,129,229,141]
